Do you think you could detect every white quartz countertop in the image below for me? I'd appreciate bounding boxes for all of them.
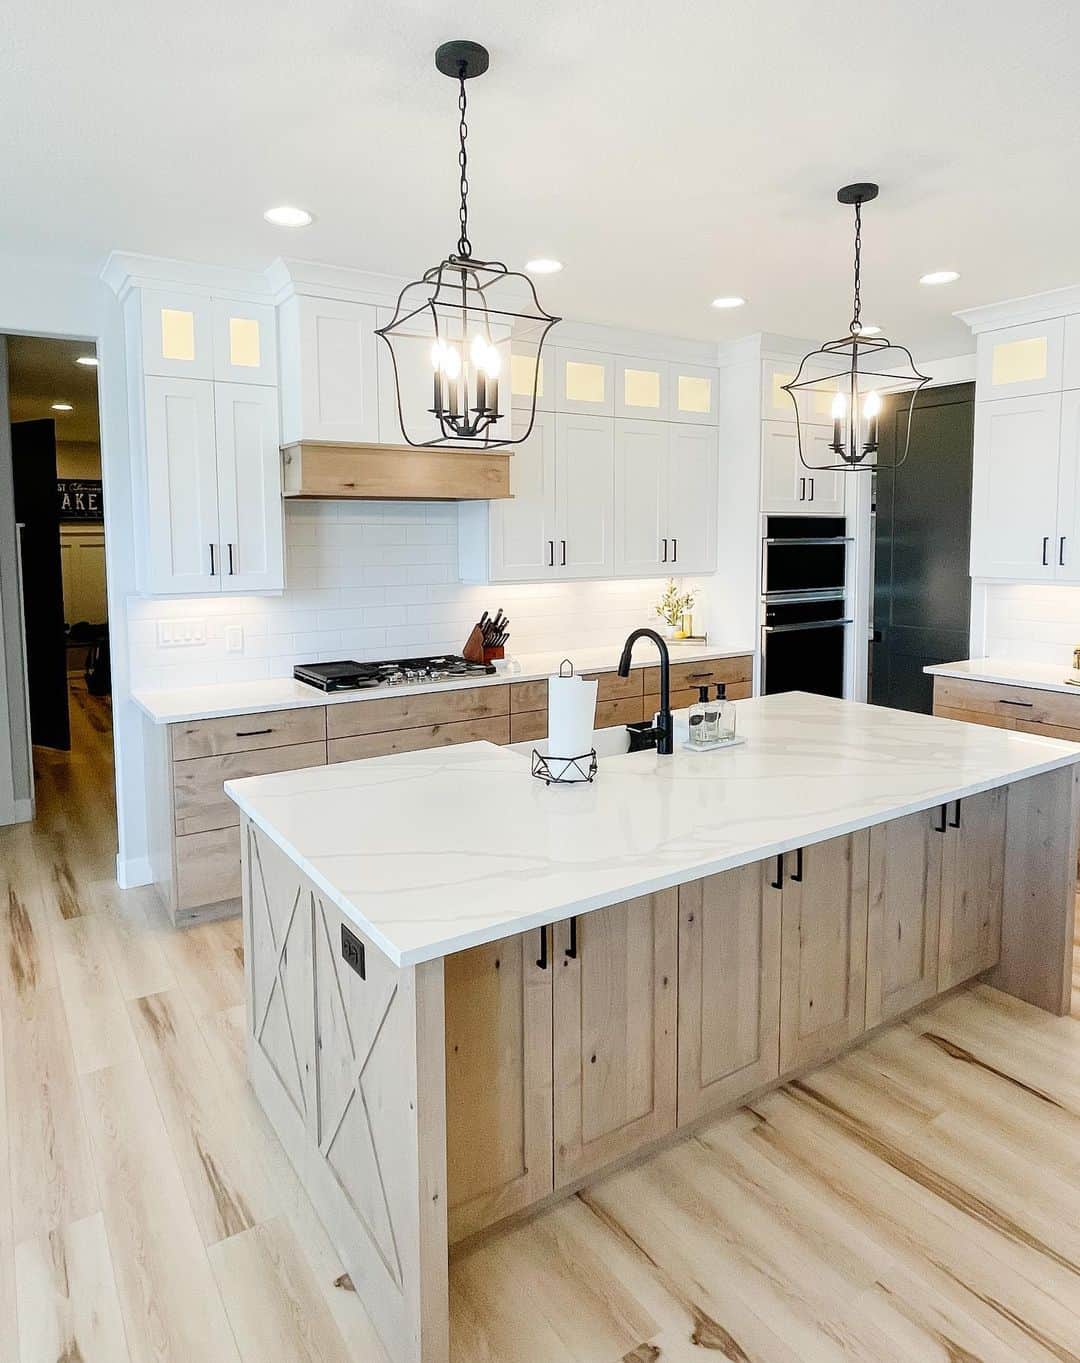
[224,692,1080,968]
[925,657,1080,696]
[132,641,753,724]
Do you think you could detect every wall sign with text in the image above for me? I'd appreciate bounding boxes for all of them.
[57,478,103,521]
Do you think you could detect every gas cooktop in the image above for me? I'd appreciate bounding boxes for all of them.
[293,655,495,692]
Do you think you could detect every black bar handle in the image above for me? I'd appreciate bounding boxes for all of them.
[661,538,668,562]
[561,540,567,566]
[808,477,814,502]
[228,542,236,575]
[548,540,554,567]
[799,477,806,502]
[998,699,1034,707]
[949,799,961,829]
[209,542,216,576]
[770,855,784,890]
[933,804,947,833]
[1061,535,1067,567]
[1042,535,1050,566]
[672,537,677,562]
[565,917,578,960]
[536,924,548,970]
[235,727,273,737]
[792,846,804,883]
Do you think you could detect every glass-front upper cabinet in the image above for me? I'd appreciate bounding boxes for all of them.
[976,318,1064,399]
[615,357,670,420]
[140,289,215,380]
[670,362,717,425]
[509,343,553,413]
[211,299,277,385]
[556,347,614,416]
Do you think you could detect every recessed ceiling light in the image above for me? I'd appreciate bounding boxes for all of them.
[263,205,314,228]
[75,355,98,367]
[920,270,960,286]
[526,258,563,274]
[51,402,73,412]
[711,296,746,309]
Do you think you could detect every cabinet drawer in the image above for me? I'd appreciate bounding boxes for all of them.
[326,685,508,739]
[643,655,752,695]
[328,715,510,762]
[173,741,326,836]
[510,668,644,714]
[647,679,752,713]
[933,676,1080,729]
[510,696,645,744]
[175,826,241,912]
[171,706,326,759]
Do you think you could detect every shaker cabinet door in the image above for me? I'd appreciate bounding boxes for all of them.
[445,930,553,1242]
[143,376,221,594]
[552,891,678,1187]
[214,383,285,592]
[938,787,1007,989]
[667,424,718,573]
[779,831,870,1072]
[614,418,668,576]
[677,862,781,1125]
[866,808,944,1026]
[488,410,558,581]
[970,393,1061,580]
[555,413,615,576]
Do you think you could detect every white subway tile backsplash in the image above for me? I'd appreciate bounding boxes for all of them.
[127,501,695,690]
[982,583,1080,663]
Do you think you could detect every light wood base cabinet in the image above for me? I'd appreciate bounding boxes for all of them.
[866,808,944,1027]
[677,860,780,1124]
[552,893,677,1186]
[938,787,1007,990]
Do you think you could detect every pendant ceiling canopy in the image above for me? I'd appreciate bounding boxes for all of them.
[782,183,930,472]
[375,41,560,450]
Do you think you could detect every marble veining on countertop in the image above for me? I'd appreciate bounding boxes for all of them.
[132,641,754,724]
[925,657,1080,696]
[224,692,1080,968]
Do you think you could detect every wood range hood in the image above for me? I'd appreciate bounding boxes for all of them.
[281,440,511,502]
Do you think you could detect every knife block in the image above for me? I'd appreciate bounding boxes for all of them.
[462,624,486,665]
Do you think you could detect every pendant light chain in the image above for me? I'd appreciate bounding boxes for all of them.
[849,200,863,334]
[456,64,472,259]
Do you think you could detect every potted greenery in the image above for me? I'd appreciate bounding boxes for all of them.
[654,578,696,639]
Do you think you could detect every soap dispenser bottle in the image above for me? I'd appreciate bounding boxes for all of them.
[713,683,736,742]
[689,686,710,746]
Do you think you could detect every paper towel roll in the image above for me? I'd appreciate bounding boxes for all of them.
[546,673,598,756]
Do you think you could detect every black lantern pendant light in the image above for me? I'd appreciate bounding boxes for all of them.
[375,41,560,448]
[782,183,930,472]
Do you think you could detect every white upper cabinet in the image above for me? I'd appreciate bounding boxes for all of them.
[761,359,800,421]
[486,411,558,581]
[670,362,717,425]
[556,348,614,416]
[1063,315,1080,392]
[970,393,1062,580]
[213,384,284,592]
[976,318,1064,400]
[556,413,615,575]
[1053,390,1080,582]
[278,295,380,445]
[667,425,718,573]
[212,299,277,386]
[615,358,670,421]
[615,419,668,575]
[143,377,221,594]
[140,289,215,380]
[509,343,553,413]
[761,421,843,515]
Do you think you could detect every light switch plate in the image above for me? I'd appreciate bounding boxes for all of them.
[225,625,244,654]
[156,619,206,648]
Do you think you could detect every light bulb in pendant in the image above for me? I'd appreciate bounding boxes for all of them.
[862,389,881,450]
[831,392,846,452]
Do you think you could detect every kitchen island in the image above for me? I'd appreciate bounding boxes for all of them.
[224,692,1080,1363]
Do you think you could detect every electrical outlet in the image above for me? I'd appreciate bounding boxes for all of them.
[156,619,206,648]
[225,625,244,654]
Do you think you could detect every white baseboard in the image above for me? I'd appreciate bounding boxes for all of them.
[116,854,153,889]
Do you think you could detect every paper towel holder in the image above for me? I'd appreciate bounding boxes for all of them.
[558,659,574,677]
[531,748,598,786]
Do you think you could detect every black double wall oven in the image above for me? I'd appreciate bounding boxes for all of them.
[761,516,852,699]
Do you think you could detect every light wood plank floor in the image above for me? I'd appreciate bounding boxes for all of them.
[2,682,1080,1362]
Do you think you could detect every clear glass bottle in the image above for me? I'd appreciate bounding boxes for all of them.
[713,682,736,742]
[702,685,720,742]
[688,686,710,746]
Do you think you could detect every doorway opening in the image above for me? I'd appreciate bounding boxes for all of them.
[1,334,115,867]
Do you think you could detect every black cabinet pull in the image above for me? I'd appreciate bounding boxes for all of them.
[949,799,961,829]
[565,917,578,960]
[933,804,947,833]
[998,698,1034,707]
[661,538,668,562]
[672,537,678,562]
[548,540,554,567]
[792,846,804,883]
[1042,536,1050,566]
[1061,536,1067,567]
[560,540,567,566]
[808,477,815,502]
[536,925,548,970]
[227,542,236,575]
[209,543,216,576]
[799,477,806,502]
[236,727,273,737]
[770,855,784,890]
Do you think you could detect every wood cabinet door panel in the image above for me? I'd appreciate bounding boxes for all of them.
[326,686,508,739]
[939,787,1007,989]
[444,932,553,1242]
[328,716,509,762]
[677,862,781,1125]
[553,892,677,1186]
[779,831,870,1072]
[866,810,944,1027]
[172,740,327,836]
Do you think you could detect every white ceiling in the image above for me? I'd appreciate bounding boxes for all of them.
[4,0,1079,357]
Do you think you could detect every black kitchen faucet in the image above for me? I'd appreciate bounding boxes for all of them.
[618,628,673,755]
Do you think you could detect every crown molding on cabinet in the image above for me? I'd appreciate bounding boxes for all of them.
[956,283,1080,334]
[264,257,409,309]
[100,251,273,302]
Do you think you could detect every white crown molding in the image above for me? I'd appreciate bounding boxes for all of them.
[265,257,410,308]
[956,283,1080,334]
[100,251,273,302]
